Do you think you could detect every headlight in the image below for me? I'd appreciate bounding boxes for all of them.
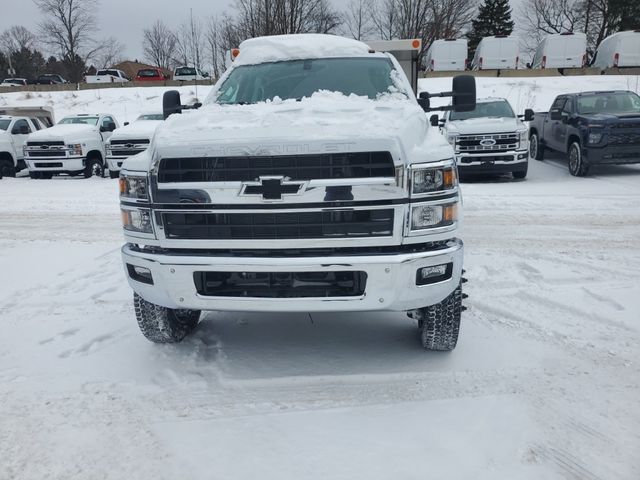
[105,143,112,152]
[517,129,528,144]
[67,143,82,155]
[411,203,458,230]
[119,174,149,201]
[121,208,153,234]
[446,133,458,146]
[588,132,603,144]
[411,163,457,195]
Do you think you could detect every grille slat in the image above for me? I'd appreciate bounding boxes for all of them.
[163,210,394,240]
[194,271,367,298]
[111,149,146,156]
[27,141,64,147]
[110,139,150,145]
[608,132,640,145]
[157,152,395,183]
[27,151,66,157]
[457,133,518,152]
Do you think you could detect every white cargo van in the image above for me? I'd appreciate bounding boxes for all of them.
[471,35,519,70]
[530,32,586,69]
[424,39,468,71]
[591,30,640,69]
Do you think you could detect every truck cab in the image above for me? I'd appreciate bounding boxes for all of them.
[0,106,54,177]
[439,97,532,179]
[24,113,119,178]
[119,34,475,351]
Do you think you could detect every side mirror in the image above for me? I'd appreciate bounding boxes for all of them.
[429,114,439,127]
[550,109,562,121]
[124,122,130,126]
[452,75,476,112]
[193,102,203,109]
[163,90,182,119]
[526,63,531,69]
[418,91,430,112]
[523,109,534,122]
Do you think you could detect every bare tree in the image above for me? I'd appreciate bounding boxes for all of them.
[1,26,37,54]
[33,0,101,80]
[521,0,583,51]
[342,0,375,40]
[142,20,178,70]
[93,36,124,68]
[174,12,205,69]
[372,0,400,40]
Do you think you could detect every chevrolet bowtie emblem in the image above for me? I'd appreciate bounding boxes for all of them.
[241,176,305,200]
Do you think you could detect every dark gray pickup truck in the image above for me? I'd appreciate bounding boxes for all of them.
[528,90,640,176]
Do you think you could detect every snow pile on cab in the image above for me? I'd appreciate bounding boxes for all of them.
[234,34,372,66]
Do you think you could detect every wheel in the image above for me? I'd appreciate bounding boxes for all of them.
[529,133,544,160]
[513,162,528,179]
[568,141,590,177]
[40,172,53,179]
[410,284,462,351]
[133,293,201,343]
[84,158,104,178]
[109,169,120,179]
[0,160,15,177]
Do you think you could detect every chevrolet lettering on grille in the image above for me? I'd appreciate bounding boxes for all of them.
[240,176,306,200]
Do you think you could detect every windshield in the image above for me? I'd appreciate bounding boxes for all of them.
[577,92,640,114]
[136,114,164,121]
[212,57,403,105]
[450,100,515,120]
[138,69,159,77]
[0,119,10,130]
[59,117,99,125]
[176,67,197,76]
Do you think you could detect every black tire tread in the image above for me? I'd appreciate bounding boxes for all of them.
[418,285,462,351]
[133,293,200,343]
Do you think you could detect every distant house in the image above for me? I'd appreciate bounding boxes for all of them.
[112,61,172,80]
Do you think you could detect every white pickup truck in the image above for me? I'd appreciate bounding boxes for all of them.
[0,107,55,178]
[24,113,119,178]
[437,97,533,179]
[85,69,129,84]
[119,34,476,351]
[106,113,164,178]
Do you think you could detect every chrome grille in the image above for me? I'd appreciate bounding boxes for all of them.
[457,133,519,152]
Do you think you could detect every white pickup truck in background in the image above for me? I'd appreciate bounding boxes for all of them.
[23,113,119,178]
[437,97,533,179]
[106,113,164,178]
[85,69,130,84]
[0,106,55,178]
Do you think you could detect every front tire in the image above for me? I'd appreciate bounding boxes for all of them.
[84,158,104,178]
[410,284,462,351]
[0,160,15,177]
[109,169,119,179]
[513,162,528,179]
[133,293,201,343]
[568,141,590,177]
[529,133,544,160]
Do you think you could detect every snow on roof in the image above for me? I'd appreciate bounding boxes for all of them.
[234,34,374,66]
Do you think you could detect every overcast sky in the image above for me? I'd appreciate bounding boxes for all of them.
[1,0,526,63]
[0,0,234,61]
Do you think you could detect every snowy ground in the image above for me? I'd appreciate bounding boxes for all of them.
[1,78,640,479]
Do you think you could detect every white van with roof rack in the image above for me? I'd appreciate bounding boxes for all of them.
[530,32,586,69]
[591,30,640,69]
[424,39,468,71]
[471,35,519,70]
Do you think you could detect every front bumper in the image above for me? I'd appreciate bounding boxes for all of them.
[455,150,528,175]
[121,240,463,312]
[583,145,640,165]
[26,156,85,172]
[107,156,125,172]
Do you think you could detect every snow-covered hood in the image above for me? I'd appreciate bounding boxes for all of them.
[445,116,524,135]
[109,121,161,142]
[27,123,98,142]
[149,92,452,166]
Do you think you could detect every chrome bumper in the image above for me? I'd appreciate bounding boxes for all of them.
[456,149,529,167]
[121,240,463,312]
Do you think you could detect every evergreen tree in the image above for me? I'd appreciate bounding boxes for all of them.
[467,0,515,59]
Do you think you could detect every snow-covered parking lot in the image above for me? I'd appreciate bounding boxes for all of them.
[1,156,639,479]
